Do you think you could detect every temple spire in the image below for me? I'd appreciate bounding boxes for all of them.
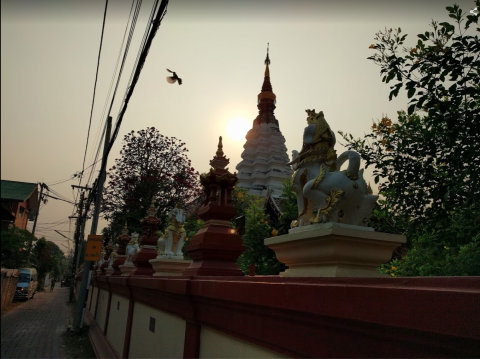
[210,136,229,169]
[254,44,278,127]
[264,43,270,77]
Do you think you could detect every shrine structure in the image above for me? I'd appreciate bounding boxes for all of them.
[183,136,245,276]
[236,47,292,199]
[130,199,161,276]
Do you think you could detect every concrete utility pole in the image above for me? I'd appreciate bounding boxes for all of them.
[68,191,85,303]
[28,182,46,257]
[73,116,112,331]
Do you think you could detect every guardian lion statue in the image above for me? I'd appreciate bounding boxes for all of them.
[124,233,139,265]
[159,202,186,259]
[289,110,378,227]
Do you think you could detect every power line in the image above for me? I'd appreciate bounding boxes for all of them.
[43,193,75,205]
[80,0,109,189]
[84,0,169,213]
[85,0,142,189]
[86,0,137,189]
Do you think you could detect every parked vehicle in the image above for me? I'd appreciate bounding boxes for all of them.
[60,277,71,287]
[14,268,38,301]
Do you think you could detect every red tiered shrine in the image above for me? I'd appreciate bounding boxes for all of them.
[111,222,131,276]
[183,136,245,276]
[99,239,113,275]
[131,200,160,276]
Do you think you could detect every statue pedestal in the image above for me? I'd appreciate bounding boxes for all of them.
[112,255,127,276]
[99,262,109,276]
[265,222,406,277]
[119,264,135,276]
[131,245,157,276]
[105,267,114,276]
[149,258,193,276]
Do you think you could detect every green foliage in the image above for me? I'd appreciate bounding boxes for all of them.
[31,238,65,290]
[181,217,204,259]
[233,186,286,275]
[275,180,298,235]
[0,227,32,269]
[342,2,480,276]
[102,127,202,240]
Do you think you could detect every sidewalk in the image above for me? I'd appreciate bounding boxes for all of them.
[1,287,71,358]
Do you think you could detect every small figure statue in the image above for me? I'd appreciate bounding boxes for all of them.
[289,110,378,227]
[96,247,106,269]
[156,230,166,257]
[124,233,139,265]
[162,202,186,259]
[108,244,119,268]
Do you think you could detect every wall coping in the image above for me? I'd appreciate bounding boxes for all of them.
[89,276,480,357]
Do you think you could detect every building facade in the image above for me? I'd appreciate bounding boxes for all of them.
[0,180,38,230]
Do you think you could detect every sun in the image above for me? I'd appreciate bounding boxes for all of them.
[226,116,250,142]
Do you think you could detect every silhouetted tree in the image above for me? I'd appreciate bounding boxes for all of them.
[102,127,202,236]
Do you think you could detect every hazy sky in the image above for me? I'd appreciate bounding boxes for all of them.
[2,0,476,252]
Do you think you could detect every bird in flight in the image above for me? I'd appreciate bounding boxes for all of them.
[166,69,182,85]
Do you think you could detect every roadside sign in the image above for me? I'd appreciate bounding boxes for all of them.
[84,235,103,261]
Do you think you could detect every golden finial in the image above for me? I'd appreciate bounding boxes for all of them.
[367,182,373,195]
[123,221,128,230]
[216,136,224,157]
[264,43,270,77]
[150,198,155,209]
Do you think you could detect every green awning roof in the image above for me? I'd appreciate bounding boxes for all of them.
[1,180,38,202]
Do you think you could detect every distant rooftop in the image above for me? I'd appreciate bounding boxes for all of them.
[1,180,38,202]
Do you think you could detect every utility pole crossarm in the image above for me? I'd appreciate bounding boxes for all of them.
[71,185,92,190]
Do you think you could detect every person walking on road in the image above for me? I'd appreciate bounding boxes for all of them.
[50,278,56,292]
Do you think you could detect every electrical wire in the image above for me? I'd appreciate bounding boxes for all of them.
[46,176,74,186]
[43,194,75,205]
[82,0,144,193]
[85,0,137,188]
[49,188,75,203]
[82,0,170,223]
[79,0,109,190]
[85,0,143,191]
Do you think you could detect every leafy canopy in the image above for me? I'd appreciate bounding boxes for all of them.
[233,186,286,275]
[102,127,202,237]
[341,2,480,276]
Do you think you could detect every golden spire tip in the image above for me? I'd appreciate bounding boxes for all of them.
[216,136,224,157]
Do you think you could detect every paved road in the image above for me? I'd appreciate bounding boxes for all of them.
[1,287,72,359]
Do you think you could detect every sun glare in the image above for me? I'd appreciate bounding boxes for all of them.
[227,116,250,142]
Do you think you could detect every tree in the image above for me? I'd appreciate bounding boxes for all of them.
[340,2,480,276]
[0,227,31,269]
[102,127,202,236]
[31,238,65,290]
[274,180,298,236]
[233,187,286,275]
[180,217,204,260]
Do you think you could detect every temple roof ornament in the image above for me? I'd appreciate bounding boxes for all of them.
[184,137,244,276]
[210,136,230,170]
[255,45,278,126]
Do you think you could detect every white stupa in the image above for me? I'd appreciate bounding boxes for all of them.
[236,48,292,199]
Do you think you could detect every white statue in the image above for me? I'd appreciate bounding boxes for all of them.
[124,232,139,265]
[156,230,166,257]
[161,202,186,259]
[96,247,106,269]
[289,110,378,227]
[108,244,119,268]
